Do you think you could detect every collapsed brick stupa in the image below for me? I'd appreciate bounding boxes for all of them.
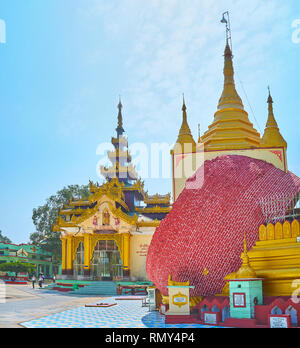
[146,155,300,297]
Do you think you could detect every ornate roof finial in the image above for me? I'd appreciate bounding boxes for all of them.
[116,96,125,136]
[198,123,201,143]
[221,11,233,52]
[218,14,243,111]
[267,86,273,104]
[182,93,186,112]
[235,233,257,279]
[243,232,248,255]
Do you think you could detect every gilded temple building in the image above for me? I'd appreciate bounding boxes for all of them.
[53,100,171,281]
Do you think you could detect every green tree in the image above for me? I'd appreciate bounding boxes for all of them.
[0,261,35,278]
[30,185,89,264]
[0,230,12,244]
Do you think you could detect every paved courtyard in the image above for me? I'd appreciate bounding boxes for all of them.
[0,283,223,328]
[0,283,103,328]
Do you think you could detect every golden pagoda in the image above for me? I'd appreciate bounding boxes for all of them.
[201,41,261,151]
[172,38,289,200]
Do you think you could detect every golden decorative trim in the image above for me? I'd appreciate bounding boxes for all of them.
[168,275,190,287]
[203,268,209,277]
[144,193,171,205]
[135,206,171,214]
[136,220,161,228]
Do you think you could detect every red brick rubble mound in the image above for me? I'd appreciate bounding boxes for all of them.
[146,155,300,297]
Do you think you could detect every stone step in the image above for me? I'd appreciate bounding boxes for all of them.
[71,281,117,295]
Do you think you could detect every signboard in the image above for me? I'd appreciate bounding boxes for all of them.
[233,293,246,308]
[136,244,149,258]
[172,292,188,308]
[204,312,217,325]
[269,315,291,328]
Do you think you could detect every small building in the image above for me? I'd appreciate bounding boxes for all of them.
[0,242,54,279]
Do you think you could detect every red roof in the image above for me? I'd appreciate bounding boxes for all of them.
[146,155,300,297]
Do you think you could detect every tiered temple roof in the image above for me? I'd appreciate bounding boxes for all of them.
[53,100,171,232]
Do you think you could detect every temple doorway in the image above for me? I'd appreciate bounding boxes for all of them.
[91,240,123,281]
[73,242,84,277]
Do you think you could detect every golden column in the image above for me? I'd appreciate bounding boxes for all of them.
[84,233,91,277]
[123,233,131,277]
[61,237,67,275]
[66,235,74,276]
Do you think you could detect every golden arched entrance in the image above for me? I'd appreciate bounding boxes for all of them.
[90,240,123,281]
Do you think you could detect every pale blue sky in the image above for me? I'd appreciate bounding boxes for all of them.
[0,0,299,243]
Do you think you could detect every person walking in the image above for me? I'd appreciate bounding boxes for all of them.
[38,275,43,289]
[32,275,36,289]
[52,275,56,283]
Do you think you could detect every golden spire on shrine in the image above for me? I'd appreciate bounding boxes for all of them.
[198,123,201,143]
[217,40,244,110]
[260,87,287,148]
[236,233,257,279]
[200,13,261,151]
[173,95,196,153]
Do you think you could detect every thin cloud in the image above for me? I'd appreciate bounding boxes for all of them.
[80,0,291,140]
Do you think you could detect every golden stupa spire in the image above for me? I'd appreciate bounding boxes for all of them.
[217,40,244,110]
[260,87,287,148]
[174,94,196,152]
[236,233,257,279]
[200,32,261,150]
[218,39,244,110]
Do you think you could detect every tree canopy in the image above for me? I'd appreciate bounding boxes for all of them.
[0,230,12,244]
[0,261,35,276]
[30,185,89,263]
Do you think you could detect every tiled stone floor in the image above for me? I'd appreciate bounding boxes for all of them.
[1,284,226,328]
[21,297,224,328]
